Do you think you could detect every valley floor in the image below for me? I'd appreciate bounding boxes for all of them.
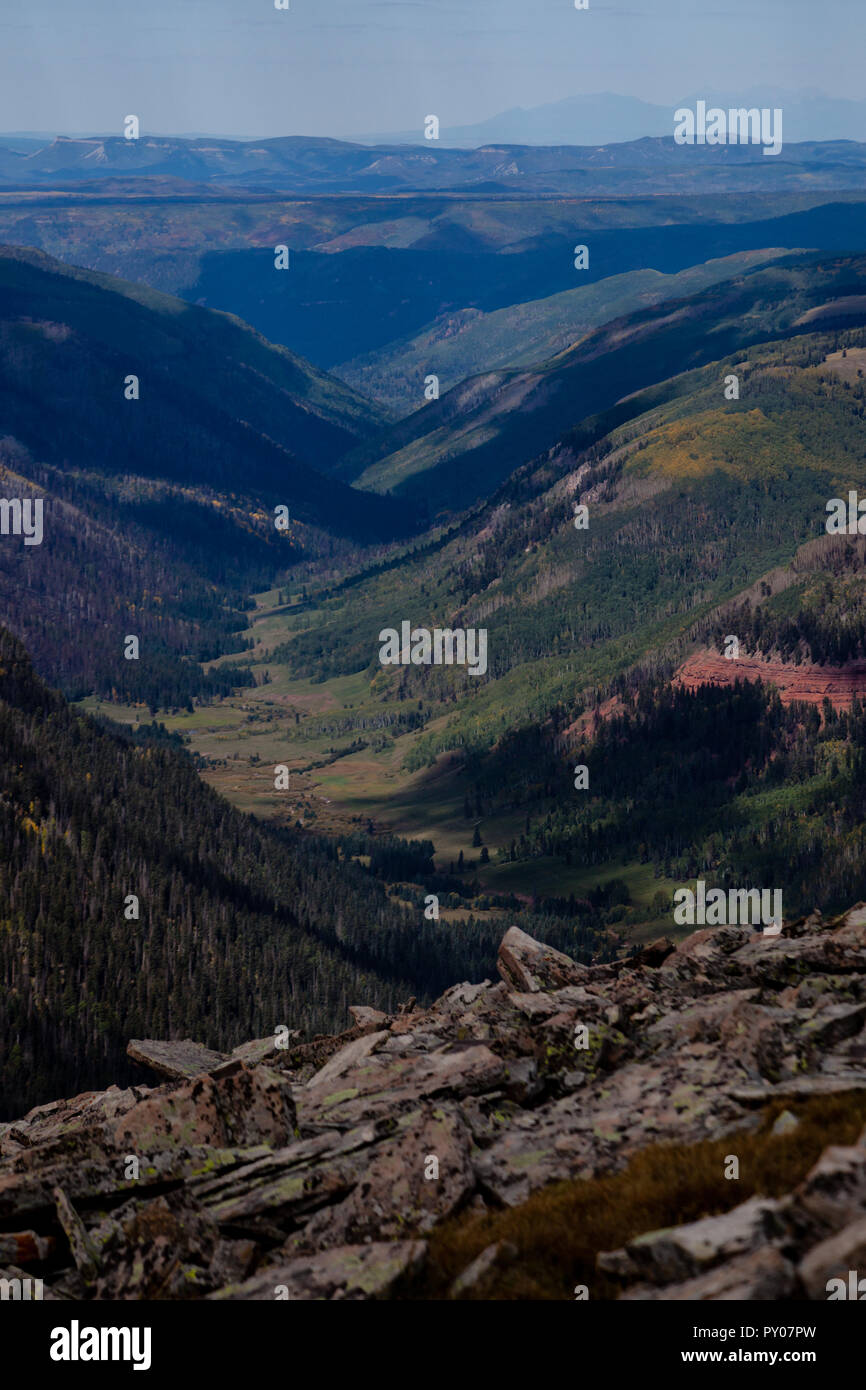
[78,585,680,934]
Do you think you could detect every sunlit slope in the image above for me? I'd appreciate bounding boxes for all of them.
[338,253,866,514]
[334,249,796,415]
[270,320,866,765]
[106,325,866,928]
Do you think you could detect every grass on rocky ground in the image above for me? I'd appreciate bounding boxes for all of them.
[404,1090,866,1300]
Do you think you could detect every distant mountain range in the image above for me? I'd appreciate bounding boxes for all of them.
[4,131,866,198]
[360,90,866,148]
[6,90,866,155]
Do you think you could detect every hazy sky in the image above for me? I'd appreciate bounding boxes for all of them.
[0,0,862,139]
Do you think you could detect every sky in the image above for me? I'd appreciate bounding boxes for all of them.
[0,0,862,140]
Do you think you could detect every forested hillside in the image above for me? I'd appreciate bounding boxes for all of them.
[7,189,866,1130]
[468,675,866,923]
[3,184,865,373]
[211,315,866,928]
[0,438,266,706]
[0,628,608,1117]
[336,253,866,511]
[0,246,417,705]
[708,546,866,667]
[0,246,399,535]
[333,249,793,413]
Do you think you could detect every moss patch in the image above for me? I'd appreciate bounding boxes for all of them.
[403,1089,866,1301]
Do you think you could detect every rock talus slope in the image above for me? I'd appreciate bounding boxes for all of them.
[2,911,866,1300]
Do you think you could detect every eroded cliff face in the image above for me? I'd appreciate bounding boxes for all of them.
[2,909,866,1301]
[674,649,866,710]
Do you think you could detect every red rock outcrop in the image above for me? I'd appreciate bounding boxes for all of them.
[674,649,866,711]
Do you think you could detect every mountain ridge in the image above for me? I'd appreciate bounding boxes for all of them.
[336,251,866,511]
[5,133,866,197]
[360,90,866,149]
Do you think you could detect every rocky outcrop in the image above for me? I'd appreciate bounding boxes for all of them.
[2,906,866,1300]
[496,925,588,993]
[126,1038,230,1081]
[603,1131,866,1300]
[674,649,866,711]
